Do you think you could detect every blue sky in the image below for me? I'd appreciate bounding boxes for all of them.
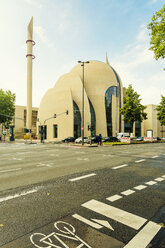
[0,0,164,107]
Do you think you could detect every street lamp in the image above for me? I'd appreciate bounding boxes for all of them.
[78,60,90,145]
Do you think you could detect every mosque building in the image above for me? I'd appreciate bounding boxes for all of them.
[13,57,164,141]
[37,57,126,141]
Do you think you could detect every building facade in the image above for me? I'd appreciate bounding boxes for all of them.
[38,60,126,141]
[14,105,38,138]
[11,62,165,141]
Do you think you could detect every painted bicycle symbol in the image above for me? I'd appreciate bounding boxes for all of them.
[30,221,92,248]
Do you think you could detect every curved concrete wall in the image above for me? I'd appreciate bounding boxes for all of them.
[38,60,123,141]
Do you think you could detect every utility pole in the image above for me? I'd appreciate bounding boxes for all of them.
[78,61,90,145]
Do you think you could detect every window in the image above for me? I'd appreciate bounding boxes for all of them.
[54,124,58,138]
[105,86,117,136]
[73,101,81,138]
[89,98,96,136]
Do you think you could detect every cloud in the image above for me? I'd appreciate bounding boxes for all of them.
[34,26,54,48]
[24,0,43,8]
[149,0,158,4]
[112,24,165,105]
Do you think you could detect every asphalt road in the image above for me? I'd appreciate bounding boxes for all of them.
[0,141,165,248]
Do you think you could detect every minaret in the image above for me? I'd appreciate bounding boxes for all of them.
[106,52,110,66]
[26,17,35,132]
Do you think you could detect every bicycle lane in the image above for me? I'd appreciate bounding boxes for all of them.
[1,216,124,248]
[2,171,165,248]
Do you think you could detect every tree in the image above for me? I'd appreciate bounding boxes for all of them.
[0,89,16,129]
[147,4,165,61]
[120,85,147,133]
[156,95,165,126]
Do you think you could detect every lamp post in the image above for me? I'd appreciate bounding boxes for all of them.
[78,61,90,145]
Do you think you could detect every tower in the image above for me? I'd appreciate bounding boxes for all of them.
[26,17,35,132]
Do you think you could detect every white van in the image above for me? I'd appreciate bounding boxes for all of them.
[117,133,130,141]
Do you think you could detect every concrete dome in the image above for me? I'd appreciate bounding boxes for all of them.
[38,59,124,141]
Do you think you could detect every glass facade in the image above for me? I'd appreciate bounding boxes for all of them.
[110,66,121,132]
[88,98,96,136]
[105,86,117,137]
[54,124,58,138]
[73,101,81,138]
[135,121,141,137]
[124,122,131,133]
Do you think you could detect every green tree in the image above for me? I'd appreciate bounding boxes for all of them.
[156,95,165,126]
[0,89,16,129]
[120,85,147,133]
[147,4,165,61]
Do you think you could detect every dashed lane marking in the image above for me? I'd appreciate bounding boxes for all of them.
[69,173,96,182]
[8,157,22,161]
[82,199,147,230]
[135,159,146,163]
[106,194,123,202]
[123,221,161,248]
[155,177,165,182]
[103,154,113,157]
[134,185,147,190]
[145,181,157,186]
[77,158,89,161]
[112,164,128,170]
[37,163,53,168]
[152,155,159,158]
[121,189,135,196]
[0,189,38,203]
[0,168,22,173]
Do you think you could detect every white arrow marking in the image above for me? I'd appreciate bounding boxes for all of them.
[72,214,102,229]
[91,219,114,231]
[82,199,147,230]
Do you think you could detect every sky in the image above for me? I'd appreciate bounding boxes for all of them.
[0,0,164,107]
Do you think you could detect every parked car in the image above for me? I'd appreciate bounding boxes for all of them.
[62,137,75,143]
[155,137,161,141]
[75,137,89,143]
[87,136,99,144]
[161,137,165,140]
[102,137,119,142]
[117,133,130,141]
[136,137,144,141]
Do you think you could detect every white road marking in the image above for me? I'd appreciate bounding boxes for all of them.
[152,155,159,158]
[155,177,165,182]
[82,199,147,230]
[162,175,165,178]
[37,163,52,168]
[0,168,22,173]
[123,221,161,248]
[91,219,114,231]
[121,189,135,196]
[50,154,59,157]
[106,194,123,202]
[8,158,22,161]
[112,164,128,170]
[0,189,38,203]
[72,214,102,229]
[135,159,146,163]
[77,158,89,161]
[145,181,157,186]
[69,173,96,182]
[134,185,147,190]
[103,154,113,157]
